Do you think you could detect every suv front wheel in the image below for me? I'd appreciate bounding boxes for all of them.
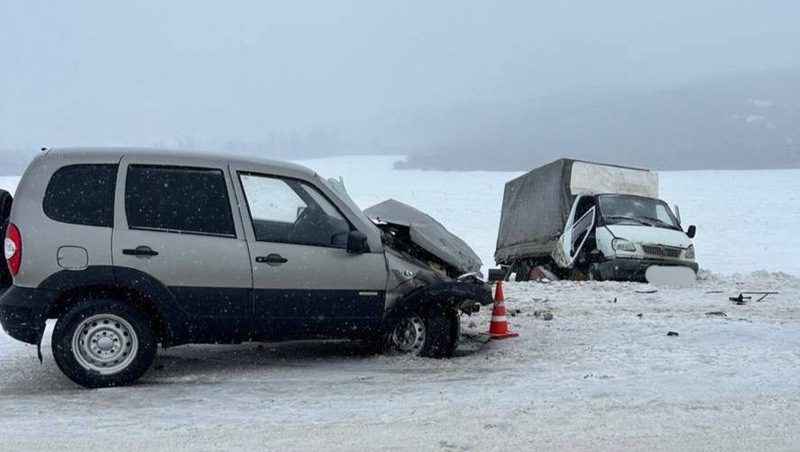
[384,307,459,358]
[52,300,156,388]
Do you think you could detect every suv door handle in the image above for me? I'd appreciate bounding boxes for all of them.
[122,246,159,257]
[255,254,288,265]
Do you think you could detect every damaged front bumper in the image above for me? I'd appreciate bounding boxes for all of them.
[430,280,495,312]
[592,258,699,282]
[382,247,493,316]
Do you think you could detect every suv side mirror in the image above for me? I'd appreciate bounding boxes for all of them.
[347,230,369,254]
[686,225,696,239]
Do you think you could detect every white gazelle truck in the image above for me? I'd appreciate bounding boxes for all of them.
[494,158,698,282]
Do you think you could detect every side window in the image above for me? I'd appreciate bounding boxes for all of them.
[574,196,595,222]
[44,164,118,227]
[125,165,236,237]
[655,204,673,224]
[240,174,350,248]
[571,196,596,255]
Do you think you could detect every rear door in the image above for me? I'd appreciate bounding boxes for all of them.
[112,158,253,343]
[233,171,387,340]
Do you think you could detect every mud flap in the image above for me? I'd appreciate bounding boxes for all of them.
[36,326,45,363]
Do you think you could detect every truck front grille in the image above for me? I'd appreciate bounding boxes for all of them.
[642,245,682,258]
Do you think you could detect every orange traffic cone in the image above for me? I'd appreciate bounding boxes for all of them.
[484,281,519,339]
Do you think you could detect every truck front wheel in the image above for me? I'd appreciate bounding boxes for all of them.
[384,307,459,358]
[586,263,604,281]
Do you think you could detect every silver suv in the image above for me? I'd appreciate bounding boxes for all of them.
[0,147,491,388]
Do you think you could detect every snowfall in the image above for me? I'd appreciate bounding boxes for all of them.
[1,156,800,451]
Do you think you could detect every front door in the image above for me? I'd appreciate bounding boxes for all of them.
[112,159,253,343]
[553,196,596,268]
[234,171,387,340]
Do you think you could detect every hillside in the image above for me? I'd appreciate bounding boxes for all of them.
[394,69,800,171]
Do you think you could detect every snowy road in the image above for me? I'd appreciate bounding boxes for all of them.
[2,272,800,451]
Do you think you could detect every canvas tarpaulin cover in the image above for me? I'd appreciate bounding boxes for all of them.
[494,159,574,264]
[494,158,657,264]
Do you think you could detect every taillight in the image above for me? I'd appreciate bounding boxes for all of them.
[4,222,21,276]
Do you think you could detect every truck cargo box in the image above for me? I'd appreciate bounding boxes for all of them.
[494,159,658,265]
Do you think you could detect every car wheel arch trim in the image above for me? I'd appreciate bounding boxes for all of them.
[39,266,181,344]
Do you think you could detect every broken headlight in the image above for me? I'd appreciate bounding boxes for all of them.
[612,238,637,253]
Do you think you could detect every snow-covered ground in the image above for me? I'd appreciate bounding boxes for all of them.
[2,156,800,450]
[2,275,799,450]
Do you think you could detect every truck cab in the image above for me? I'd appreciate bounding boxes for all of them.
[495,158,698,282]
[553,193,698,281]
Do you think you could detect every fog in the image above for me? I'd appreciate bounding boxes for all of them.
[2,0,799,172]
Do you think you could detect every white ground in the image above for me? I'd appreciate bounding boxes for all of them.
[2,156,800,450]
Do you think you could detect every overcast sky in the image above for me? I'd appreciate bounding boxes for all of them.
[1,0,799,156]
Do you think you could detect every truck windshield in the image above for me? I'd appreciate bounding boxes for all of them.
[597,194,680,230]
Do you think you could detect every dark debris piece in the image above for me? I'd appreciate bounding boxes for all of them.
[729,294,751,305]
[743,291,779,302]
[705,311,727,317]
[730,292,779,304]
[667,331,679,337]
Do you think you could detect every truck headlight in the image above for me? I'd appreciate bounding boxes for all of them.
[612,239,637,252]
[685,245,695,259]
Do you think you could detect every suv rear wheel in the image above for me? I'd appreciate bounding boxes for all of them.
[52,300,156,388]
[384,307,459,358]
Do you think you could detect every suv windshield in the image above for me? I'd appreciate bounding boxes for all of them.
[598,194,680,230]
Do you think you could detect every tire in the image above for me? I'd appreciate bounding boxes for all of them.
[0,190,12,288]
[0,189,11,224]
[52,299,157,388]
[513,262,531,282]
[384,306,459,358]
[587,264,603,281]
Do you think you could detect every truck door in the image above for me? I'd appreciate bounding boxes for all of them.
[232,170,387,340]
[553,196,596,268]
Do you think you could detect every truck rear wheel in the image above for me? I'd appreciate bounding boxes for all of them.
[52,299,156,388]
[512,262,531,282]
[384,307,459,358]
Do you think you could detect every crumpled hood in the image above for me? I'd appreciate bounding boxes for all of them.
[364,199,482,274]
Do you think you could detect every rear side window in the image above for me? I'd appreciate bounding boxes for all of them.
[44,164,118,227]
[125,165,235,237]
